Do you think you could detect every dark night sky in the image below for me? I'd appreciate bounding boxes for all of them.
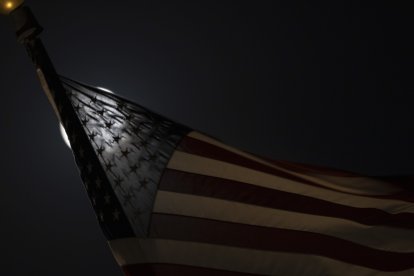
[0,1,413,275]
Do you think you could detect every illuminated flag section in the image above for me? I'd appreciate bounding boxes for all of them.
[58,77,414,276]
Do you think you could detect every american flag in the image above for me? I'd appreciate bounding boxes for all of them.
[7,3,413,275]
[54,77,414,276]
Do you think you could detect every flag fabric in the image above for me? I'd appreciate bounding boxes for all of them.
[58,77,414,276]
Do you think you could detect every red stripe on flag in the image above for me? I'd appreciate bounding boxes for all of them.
[149,213,414,272]
[122,263,258,276]
[178,136,414,201]
[159,169,414,228]
[178,137,324,188]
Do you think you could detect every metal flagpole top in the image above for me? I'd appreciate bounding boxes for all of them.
[0,0,24,14]
[1,0,43,44]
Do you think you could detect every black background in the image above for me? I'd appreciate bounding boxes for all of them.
[0,1,413,275]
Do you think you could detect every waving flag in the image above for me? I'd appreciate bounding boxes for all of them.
[6,3,414,276]
[57,77,414,276]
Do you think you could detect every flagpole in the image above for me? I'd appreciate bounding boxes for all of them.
[3,3,64,122]
[3,1,84,140]
[3,1,137,238]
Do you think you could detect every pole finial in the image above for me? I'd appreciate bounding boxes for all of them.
[0,0,24,15]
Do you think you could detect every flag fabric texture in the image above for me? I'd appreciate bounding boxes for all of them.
[58,77,414,276]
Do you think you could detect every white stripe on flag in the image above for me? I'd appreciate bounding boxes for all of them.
[154,191,414,253]
[188,132,403,196]
[167,151,414,214]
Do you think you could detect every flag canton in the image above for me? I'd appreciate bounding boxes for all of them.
[61,78,190,238]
